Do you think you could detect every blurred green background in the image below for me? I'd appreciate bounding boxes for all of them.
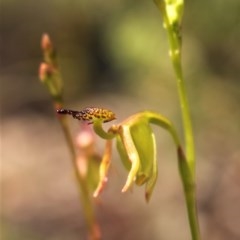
[1,0,240,239]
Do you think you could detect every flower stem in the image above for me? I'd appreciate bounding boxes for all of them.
[177,147,200,240]
[40,33,101,239]
[154,1,201,238]
[55,103,101,240]
[167,30,195,172]
[165,15,201,240]
[93,120,116,140]
[167,28,201,240]
[185,186,201,240]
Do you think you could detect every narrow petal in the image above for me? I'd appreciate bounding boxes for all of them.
[120,125,140,192]
[93,139,112,197]
[145,132,158,202]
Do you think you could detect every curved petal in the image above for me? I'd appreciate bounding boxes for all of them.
[119,125,141,193]
[93,139,112,197]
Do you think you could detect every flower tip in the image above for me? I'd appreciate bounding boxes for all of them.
[145,192,151,203]
[93,177,108,198]
[93,191,99,198]
[41,33,53,52]
[39,63,48,82]
[121,185,129,193]
[121,172,136,193]
[93,186,102,198]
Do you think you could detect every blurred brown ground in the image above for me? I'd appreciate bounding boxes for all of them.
[1,0,240,239]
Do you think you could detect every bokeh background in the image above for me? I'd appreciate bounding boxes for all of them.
[1,0,240,239]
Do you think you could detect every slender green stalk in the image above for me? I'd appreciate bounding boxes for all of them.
[167,23,201,240]
[155,0,195,171]
[178,146,200,240]
[165,27,195,172]
[165,14,201,240]
[146,111,181,147]
[93,120,116,140]
[185,186,201,240]
[154,1,200,239]
[168,37,200,239]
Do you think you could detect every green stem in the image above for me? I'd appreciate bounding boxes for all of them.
[171,57,201,240]
[57,111,101,240]
[178,147,200,240]
[93,120,116,139]
[143,110,200,239]
[155,0,195,171]
[171,47,195,171]
[146,111,181,146]
[185,185,201,240]
[164,23,195,173]
[153,1,200,238]
[167,32,200,240]
[166,20,200,240]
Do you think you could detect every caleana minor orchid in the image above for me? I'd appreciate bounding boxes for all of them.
[57,107,184,202]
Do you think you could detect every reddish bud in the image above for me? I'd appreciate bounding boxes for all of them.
[41,33,53,52]
[39,62,49,82]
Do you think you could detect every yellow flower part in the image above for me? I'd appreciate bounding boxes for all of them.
[57,107,116,124]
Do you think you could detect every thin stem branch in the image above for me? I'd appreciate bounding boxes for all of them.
[170,44,195,172]
[56,104,101,240]
[153,1,201,238]
[178,147,200,240]
[40,33,101,239]
[93,120,116,139]
[167,29,200,240]
[185,186,201,240]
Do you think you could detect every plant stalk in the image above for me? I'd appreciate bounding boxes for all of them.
[166,23,200,240]
[56,103,101,240]
[153,1,200,238]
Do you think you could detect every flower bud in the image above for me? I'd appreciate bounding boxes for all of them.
[39,62,51,82]
[41,33,53,53]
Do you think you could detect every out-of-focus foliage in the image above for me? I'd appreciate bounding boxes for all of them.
[2,0,240,101]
